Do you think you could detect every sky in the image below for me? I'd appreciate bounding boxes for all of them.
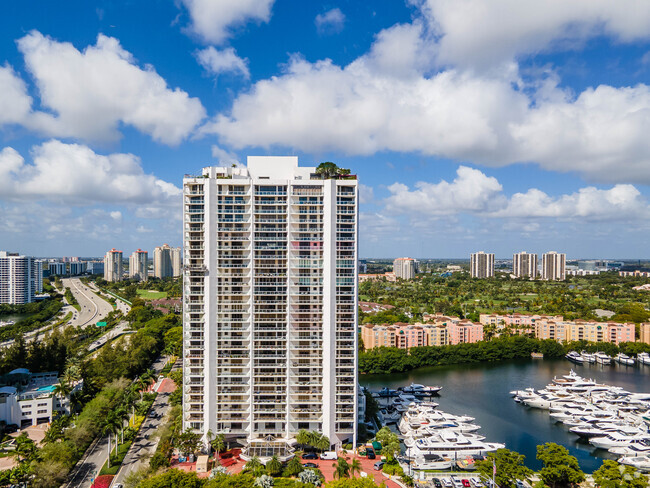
[2,1,650,259]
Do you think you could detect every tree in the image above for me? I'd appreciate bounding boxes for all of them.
[244,456,266,477]
[211,433,226,460]
[593,460,648,488]
[104,412,123,458]
[313,433,330,453]
[178,428,202,456]
[266,455,282,477]
[138,468,203,488]
[297,429,311,450]
[375,427,400,460]
[12,433,36,463]
[333,458,350,479]
[476,449,533,488]
[350,458,362,478]
[283,456,304,477]
[315,162,339,178]
[537,443,585,488]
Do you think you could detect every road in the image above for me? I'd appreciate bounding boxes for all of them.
[63,278,117,327]
[64,356,169,488]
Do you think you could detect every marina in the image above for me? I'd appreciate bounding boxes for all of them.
[362,358,650,472]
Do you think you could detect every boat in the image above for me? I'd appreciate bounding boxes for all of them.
[636,352,650,365]
[618,455,650,472]
[615,353,635,366]
[566,351,585,364]
[378,387,399,397]
[0,320,15,327]
[409,431,505,459]
[402,383,443,395]
[590,431,650,450]
[456,456,478,470]
[595,352,612,365]
[581,352,596,364]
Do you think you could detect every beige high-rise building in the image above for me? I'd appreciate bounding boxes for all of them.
[172,246,182,277]
[154,244,174,279]
[513,252,538,279]
[129,249,148,281]
[104,249,123,282]
[182,157,358,459]
[393,257,417,280]
[542,252,566,281]
[470,251,494,278]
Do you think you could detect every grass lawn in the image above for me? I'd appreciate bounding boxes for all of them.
[136,289,168,300]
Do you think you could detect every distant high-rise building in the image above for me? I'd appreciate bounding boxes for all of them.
[0,251,38,304]
[69,262,86,276]
[393,257,417,280]
[129,249,148,281]
[542,252,566,281]
[48,262,66,276]
[171,247,182,277]
[470,252,495,278]
[86,261,104,276]
[183,157,358,458]
[34,260,43,293]
[513,252,538,279]
[154,244,177,279]
[104,249,124,282]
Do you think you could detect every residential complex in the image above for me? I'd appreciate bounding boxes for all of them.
[542,251,566,281]
[512,252,538,279]
[479,314,636,345]
[470,251,494,278]
[103,248,124,282]
[129,249,149,281]
[182,157,358,459]
[393,257,417,280]
[154,244,182,279]
[641,323,650,344]
[0,251,40,304]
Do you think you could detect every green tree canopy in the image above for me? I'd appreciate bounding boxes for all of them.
[593,460,648,488]
[537,443,585,488]
[475,449,532,488]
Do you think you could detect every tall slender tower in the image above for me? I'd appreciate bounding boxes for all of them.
[129,249,148,281]
[470,251,495,278]
[0,251,37,304]
[542,251,566,281]
[104,249,123,282]
[182,157,358,459]
[513,252,538,279]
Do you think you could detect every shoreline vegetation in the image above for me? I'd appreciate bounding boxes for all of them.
[359,336,650,375]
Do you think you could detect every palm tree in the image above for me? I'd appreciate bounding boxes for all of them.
[314,433,330,454]
[332,458,350,479]
[115,406,128,444]
[296,429,311,450]
[103,413,122,459]
[211,433,226,460]
[350,458,362,478]
[266,455,282,477]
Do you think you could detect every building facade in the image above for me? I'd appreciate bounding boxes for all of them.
[48,262,66,276]
[129,249,149,281]
[393,257,417,280]
[542,251,566,281]
[172,246,182,277]
[470,252,495,278]
[69,262,86,276]
[512,252,538,279]
[0,252,39,304]
[104,249,124,282]
[154,244,179,279]
[182,157,358,458]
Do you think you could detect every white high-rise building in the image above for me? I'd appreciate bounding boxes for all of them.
[172,247,182,277]
[183,157,358,459]
[0,251,38,304]
[470,252,495,278]
[513,252,538,279]
[154,244,176,279]
[104,249,123,282]
[129,249,148,281]
[393,257,417,280]
[34,260,43,293]
[542,252,566,281]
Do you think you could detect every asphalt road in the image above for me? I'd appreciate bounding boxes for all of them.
[63,278,116,327]
[65,356,169,488]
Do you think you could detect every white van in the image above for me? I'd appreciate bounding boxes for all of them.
[320,451,338,460]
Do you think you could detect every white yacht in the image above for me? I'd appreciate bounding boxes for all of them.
[410,430,505,459]
[413,453,454,471]
[615,353,635,366]
[590,431,650,450]
[403,383,443,395]
[595,352,612,365]
[638,352,650,365]
[566,351,585,364]
[581,352,596,364]
[618,456,650,472]
[570,423,642,439]
[610,439,650,456]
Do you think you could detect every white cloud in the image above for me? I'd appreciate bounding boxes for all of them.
[211,144,240,165]
[420,0,650,69]
[0,65,32,126]
[110,211,122,221]
[382,167,650,222]
[179,0,274,44]
[196,47,250,79]
[315,8,346,35]
[16,31,205,145]
[0,140,180,206]
[359,184,374,204]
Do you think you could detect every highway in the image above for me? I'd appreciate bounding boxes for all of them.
[65,356,169,488]
[62,278,117,327]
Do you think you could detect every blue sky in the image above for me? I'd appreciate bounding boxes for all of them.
[2,1,650,259]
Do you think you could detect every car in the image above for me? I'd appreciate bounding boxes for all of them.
[515,480,526,488]
[366,448,376,459]
[320,451,337,460]
[148,411,157,418]
[442,479,453,488]
[432,478,443,488]
[462,480,471,487]
[302,452,318,460]
[304,462,318,468]
[374,461,385,470]
[114,484,124,488]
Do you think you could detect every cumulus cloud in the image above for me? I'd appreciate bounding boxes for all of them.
[196,46,250,78]
[315,8,346,35]
[15,31,205,145]
[419,0,650,69]
[0,65,32,126]
[0,140,180,206]
[179,0,274,44]
[382,167,650,222]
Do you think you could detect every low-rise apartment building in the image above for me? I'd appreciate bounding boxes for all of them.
[641,323,650,344]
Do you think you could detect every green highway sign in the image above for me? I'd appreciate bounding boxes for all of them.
[96,321,107,327]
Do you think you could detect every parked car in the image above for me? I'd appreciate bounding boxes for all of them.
[432,478,443,488]
[148,411,157,418]
[374,461,385,470]
[320,451,337,460]
[366,448,376,459]
[304,462,318,468]
[302,452,318,460]
[462,480,471,487]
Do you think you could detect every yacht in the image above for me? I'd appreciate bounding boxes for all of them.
[402,383,443,395]
[610,439,650,456]
[0,320,15,327]
[566,351,585,364]
[581,352,596,364]
[413,453,454,471]
[638,352,650,366]
[590,431,650,450]
[570,423,642,439]
[410,430,505,459]
[615,353,635,366]
[618,456,650,472]
[595,352,612,365]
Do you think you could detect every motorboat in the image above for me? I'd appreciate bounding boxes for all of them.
[570,423,642,439]
[410,430,505,459]
[581,352,596,364]
[617,456,650,472]
[0,320,15,327]
[595,352,612,365]
[413,453,454,471]
[610,439,650,456]
[566,351,585,364]
[402,383,443,395]
[615,353,635,366]
[638,352,650,366]
[590,431,650,450]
